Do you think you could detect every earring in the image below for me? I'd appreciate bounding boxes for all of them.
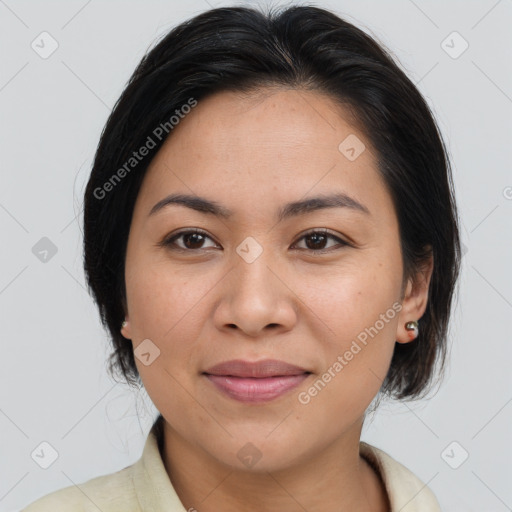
[405,320,419,340]
[121,320,128,329]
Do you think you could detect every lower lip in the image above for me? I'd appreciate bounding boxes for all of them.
[204,373,310,403]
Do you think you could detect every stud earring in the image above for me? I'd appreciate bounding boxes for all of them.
[121,320,128,329]
[405,320,419,340]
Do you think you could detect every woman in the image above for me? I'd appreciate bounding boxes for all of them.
[23,3,461,511]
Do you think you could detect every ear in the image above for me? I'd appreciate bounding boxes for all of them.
[396,251,434,344]
[120,315,132,340]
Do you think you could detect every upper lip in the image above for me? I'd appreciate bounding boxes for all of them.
[203,359,310,378]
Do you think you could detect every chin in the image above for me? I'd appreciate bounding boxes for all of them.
[200,434,309,474]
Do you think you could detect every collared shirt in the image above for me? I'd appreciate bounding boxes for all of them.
[22,415,441,511]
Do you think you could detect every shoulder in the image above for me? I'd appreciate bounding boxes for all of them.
[20,464,138,512]
[360,441,441,512]
[21,414,176,512]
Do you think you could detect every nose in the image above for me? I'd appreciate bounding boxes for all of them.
[213,250,298,338]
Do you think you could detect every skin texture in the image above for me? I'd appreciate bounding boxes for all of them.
[121,88,433,512]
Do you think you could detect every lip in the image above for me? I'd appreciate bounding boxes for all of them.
[204,374,310,403]
[203,359,311,403]
[204,359,310,378]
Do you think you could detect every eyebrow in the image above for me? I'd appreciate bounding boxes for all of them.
[149,192,371,222]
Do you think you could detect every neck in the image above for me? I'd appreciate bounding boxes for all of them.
[160,418,389,512]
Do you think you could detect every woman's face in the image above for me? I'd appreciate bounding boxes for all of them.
[122,88,430,472]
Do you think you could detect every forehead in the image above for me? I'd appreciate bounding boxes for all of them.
[137,88,393,223]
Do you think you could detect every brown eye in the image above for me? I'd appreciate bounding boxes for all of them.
[293,229,349,253]
[162,229,218,251]
[180,232,207,249]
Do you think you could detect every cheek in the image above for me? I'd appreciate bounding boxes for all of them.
[126,261,209,404]
[302,258,400,392]
[126,259,206,332]
[125,258,220,376]
[303,257,400,335]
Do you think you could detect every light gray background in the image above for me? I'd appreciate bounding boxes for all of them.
[1,0,511,510]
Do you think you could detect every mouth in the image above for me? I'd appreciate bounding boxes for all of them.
[202,359,312,403]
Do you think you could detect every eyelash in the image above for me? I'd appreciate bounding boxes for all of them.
[160,228,350,254]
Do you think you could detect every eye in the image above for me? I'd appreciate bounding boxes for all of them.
[292,229,349,253]
[160,228,350,253]
[161,229,219,251]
